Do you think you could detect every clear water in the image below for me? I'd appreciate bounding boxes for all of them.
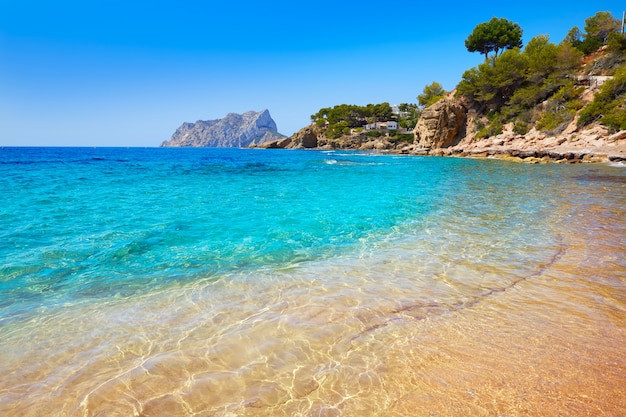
[1,147,625,416]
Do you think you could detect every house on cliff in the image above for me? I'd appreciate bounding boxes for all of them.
[364,121,398,131]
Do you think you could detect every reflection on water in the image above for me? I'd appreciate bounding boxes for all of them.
[1,159,625,416]
[2,220,625,415]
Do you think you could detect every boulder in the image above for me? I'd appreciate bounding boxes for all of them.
[413,98,467,149]
[259,137,293,149]
[288,125,319,148]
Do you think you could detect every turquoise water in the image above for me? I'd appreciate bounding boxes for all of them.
[1,147,625,416]
[1,148,558,320]
[2,148,439,316]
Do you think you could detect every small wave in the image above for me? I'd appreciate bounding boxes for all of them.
[325,159,338,165]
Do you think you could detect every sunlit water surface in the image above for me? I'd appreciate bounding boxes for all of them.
[1,148,624,416]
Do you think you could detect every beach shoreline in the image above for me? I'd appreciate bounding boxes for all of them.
[1,148,624,416]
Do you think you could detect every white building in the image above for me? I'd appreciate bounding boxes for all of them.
[364,121,398,131]
[391,104,411,118]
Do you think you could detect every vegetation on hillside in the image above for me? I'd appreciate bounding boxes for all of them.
[566,11,623,55]
[457,11,626,137]
[578,66,626,130]
[310,102,419,139]
[308,11,625,144]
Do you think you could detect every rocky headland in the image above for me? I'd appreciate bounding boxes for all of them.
[162,109,285,148]
[257,90,626,163]
[256,37,626,164]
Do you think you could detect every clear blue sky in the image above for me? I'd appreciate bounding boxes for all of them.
[1,1,624,146]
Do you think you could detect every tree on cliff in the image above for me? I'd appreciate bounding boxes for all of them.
[457,31,588,137]
[418,82,446,108]
[565,12,622,54]
[465,17,523,60]
[584,11,621,43]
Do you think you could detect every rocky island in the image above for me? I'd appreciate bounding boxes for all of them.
[162,109,284,148]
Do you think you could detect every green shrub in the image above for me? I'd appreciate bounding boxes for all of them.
[533,82,584,133]
[578,101,603,126]
[325,121,349,139]
[607,32,626,54]
[537,109,575,133]
[388,133,414,143]
[552,83,584,103]
[577,37,602,55]
[476,120,503,138]
[513,121,528,135]
[601,107,626,130]
[365,130,382,138]
[578,65,626,130]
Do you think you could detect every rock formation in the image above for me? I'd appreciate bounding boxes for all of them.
[293,125,319,148]
[161,110,285,147]
[258,125,319,149]
[443,122,626,163]
[413,98,467,149]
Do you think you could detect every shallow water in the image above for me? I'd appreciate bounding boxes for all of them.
[1,148,625,416]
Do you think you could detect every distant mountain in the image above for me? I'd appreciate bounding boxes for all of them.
[161,109,285,147]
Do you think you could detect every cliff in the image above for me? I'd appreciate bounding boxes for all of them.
[407,90,626,163]
[413,98,466,149]
[161,110,285,148]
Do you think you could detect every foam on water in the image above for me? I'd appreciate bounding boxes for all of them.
[1,147,625,416]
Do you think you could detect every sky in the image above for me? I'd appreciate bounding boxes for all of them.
[1,1,625,147]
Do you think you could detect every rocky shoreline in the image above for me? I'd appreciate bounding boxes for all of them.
[255,123,626,164]
[255,96,626,164]
[418,124,626,164]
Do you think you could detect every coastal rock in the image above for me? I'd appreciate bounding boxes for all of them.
[289,125,319,149]
[413,98,467,149]
[607,130,626,143]
[259,137,293,149]
[257,125,319,149]
[446,122,626,163]
[360,139,391,150]
[161,109,285,148]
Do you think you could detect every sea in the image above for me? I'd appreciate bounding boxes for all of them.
[1,147,625,416]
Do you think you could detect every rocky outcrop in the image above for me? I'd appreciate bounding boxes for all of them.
[443,123,626,163]
[295,125,319,148]
[258,125,319,149]
[161,110,285,147]
[413,98,467,149]
[260,137,293,149]
[402,90,626,163]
